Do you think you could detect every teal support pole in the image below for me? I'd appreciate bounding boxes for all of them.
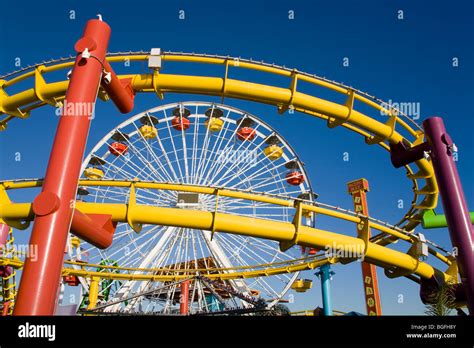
[316,264,334,316]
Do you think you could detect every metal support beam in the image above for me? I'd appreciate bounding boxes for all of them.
[423,117,474,314]
[316,264,333,316]
[1,201,449,281]
[87,277,100,310]
[14,17,132,315]
[422,209,474,229]
[180,280,190,315]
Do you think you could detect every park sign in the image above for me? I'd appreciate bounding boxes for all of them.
[347,178,382,316]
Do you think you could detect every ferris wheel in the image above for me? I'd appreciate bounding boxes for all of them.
[67,101,315,314]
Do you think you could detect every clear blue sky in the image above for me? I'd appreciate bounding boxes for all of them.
[0,0,473,315]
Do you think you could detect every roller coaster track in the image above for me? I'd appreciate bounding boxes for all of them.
[0,179,453,284]
[0,51,438,234]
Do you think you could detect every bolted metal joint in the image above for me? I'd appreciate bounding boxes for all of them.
[32,191,61,216]
[389,140,431,168]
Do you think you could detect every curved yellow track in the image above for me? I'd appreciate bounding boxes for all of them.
[0,179,452,283]
[0,52,438,232]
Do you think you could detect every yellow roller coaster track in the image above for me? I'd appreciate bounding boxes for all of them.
[0,179,453,283]
[0,51,438,234]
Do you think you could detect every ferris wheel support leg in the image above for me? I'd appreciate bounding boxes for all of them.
[180,280,190,315]
[13,18,126,315]
[316,264,334,316]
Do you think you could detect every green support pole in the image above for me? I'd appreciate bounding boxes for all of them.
[423,210,474,229]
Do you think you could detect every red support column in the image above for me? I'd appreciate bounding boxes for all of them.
[180,281,190,315]
[13,19,111,315]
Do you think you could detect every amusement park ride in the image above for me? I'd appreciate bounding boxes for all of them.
[0,16,472,317]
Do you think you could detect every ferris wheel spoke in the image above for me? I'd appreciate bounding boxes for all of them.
[97,155,143,181]
[162,109,185,181]
[211,123,266,185]
[194,107,231,185]
[154,229,184,271]
[216,197,286,210]
[228,167,288,193]
[123,247,184,309]
[101,228,158,266]
[95,175,178,204]
[221,245,281,299]
[195,114,236,185]
[218,236,296,290]
[251,275,282,299]
[219,205,289,215]
[198,127,248,186]
[194,106,219,184]
[102,223,168,265]
[213,136,274,188]
[198,280,211,313]
[124,230,186,311]
[153,127,180,182]
[101,152,169,186]
[189,106,198,181]
[197,110,234,185]
[205,124,264,187]
[214,234,249,265]
[161,228,187,311]
[213,236,280,299]
[225,233,292,268]
[117,140,169,183]
[86,189,128,204]
[116,226,180,311]
[241,176,289,193]
[103,144,158,183]
[235,161,298,191]
[195,229,212,272]
[128,121,177,183]
[219,151,286,189]
[251,185,305,198]
[220,159,283,191]
[181,125,190,183]
[216,233,267,266]
[193,124,213,185]
[189,105,203,184]
[201,230,253,301]
[196,112,234,185]
[88,186,175,206]
[119,227,171,266]
[221,144,287,186]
